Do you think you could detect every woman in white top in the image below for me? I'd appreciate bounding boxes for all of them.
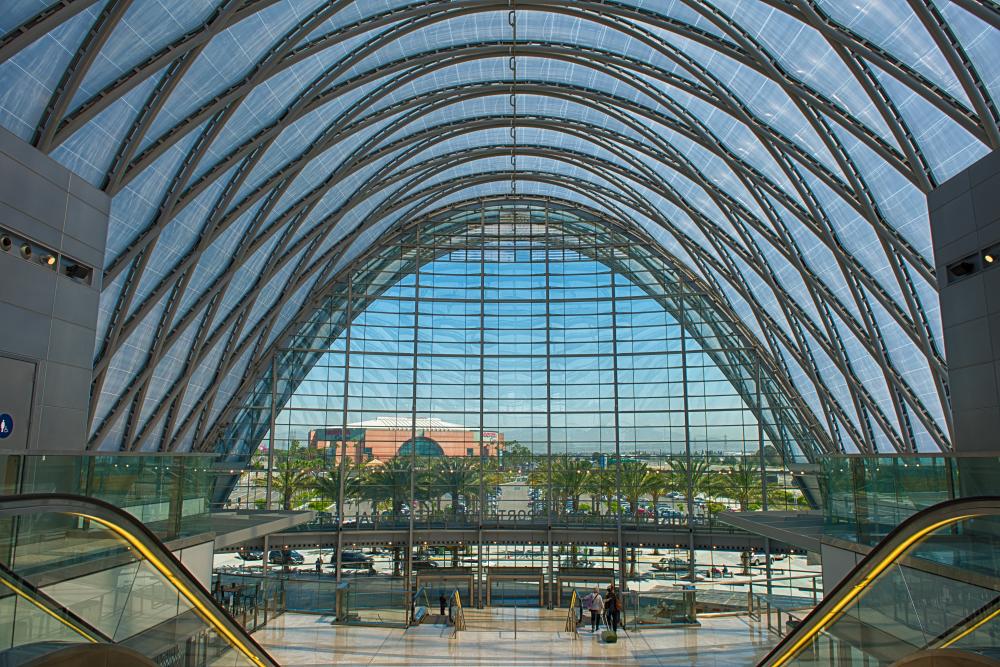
[587,587,604,632]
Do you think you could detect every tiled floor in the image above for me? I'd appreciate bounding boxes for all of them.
[253,608,776,666]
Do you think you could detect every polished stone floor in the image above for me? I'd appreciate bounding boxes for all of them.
[253,608,775,666]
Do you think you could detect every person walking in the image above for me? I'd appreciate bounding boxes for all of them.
[439,593,448,616]
[587,587,604,632]
[314,556,323,574]
[605,585,620,633]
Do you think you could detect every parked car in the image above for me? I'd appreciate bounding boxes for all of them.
[411,557,438,570]
[750,552,782,566]
[236,547,264,561]
[652,557,689,572]
[336,550,375,570]
[268,549,304,565]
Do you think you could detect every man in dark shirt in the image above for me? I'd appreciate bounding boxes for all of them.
[605,584,621,632]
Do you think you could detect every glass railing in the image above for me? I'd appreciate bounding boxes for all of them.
[0,453,217,542]
[820,454,1000,546]
[212,564,408,627]
[0,493,277,667]
[211,572,286,632]
[759,497,1000,666]
[238,451,814,531]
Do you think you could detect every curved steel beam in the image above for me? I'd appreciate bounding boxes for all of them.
[198,195,836,462]
[186,168,872,457]
[101,111,944,454]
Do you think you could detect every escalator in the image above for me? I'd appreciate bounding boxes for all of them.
[0,493,277,667]
[758,497,1000,666]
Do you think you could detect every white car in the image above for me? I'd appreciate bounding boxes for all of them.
[750,553,786,566]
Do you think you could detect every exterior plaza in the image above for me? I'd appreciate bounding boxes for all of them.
[0,2,999,666]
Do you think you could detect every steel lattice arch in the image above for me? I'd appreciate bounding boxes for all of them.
[1,0,998,458]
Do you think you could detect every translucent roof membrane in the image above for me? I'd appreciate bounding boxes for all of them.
[0,1,996,456]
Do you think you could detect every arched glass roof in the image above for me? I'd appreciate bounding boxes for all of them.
[1,1,997,455]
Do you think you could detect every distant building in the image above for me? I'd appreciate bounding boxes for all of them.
[308,417,503,462]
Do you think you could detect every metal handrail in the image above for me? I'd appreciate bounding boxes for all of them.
[0,494,279,667]
[757,497,1000,667]
[0,559,109,644]
[513,598,518,639]
[565,589,580,636]
[452,589,466,634]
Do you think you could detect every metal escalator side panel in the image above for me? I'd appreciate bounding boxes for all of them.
[758,497,1000,667]
[0,572,103,644]
[0,494,278,667]
[934,595,1000,650]
[72,511,270,667]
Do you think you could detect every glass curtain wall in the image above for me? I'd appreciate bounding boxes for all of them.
[229,203,816,594]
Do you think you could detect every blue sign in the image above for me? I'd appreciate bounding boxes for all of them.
[0,414,11,439]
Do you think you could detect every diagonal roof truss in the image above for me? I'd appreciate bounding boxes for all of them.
[1,0,998,456]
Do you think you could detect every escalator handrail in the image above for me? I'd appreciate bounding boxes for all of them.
[757,496,1000,667]
[0,558,111,644]
[0,493,278,667]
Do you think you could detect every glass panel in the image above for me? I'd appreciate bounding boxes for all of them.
[0,498,266,666]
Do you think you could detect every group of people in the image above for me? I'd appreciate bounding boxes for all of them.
[581,584,621,633]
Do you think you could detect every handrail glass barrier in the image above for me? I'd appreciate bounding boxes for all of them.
[758,497,1000,666]
[0,493,277,667]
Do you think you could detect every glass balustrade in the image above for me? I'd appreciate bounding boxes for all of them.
[0,495,276,667]
[760,498,1000,666]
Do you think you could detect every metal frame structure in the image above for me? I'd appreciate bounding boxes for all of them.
[217,200,826,475]
[0,1,998,458]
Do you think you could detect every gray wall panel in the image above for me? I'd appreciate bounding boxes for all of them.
[36,405,88,450]
[0,302,52,359]
[0,127,109,452]
[0,254,56,314]
[41,363,92,410]
[0,355,35,449]
[930,149,1000,453]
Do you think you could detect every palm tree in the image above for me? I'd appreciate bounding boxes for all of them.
[360,458,423,576]
[551,456,592,515]
[718,457,762,511]
[618,460,661,577]
[312,461,359,518]
[618,461,658,515]
[645,467,673,555]
[361,458,414,518]
[646,468,673,519]
[433,457,479,519]
[584,467,615,516]
[667,456,714,502]
[501,441,534,472]
[261,441,320,510]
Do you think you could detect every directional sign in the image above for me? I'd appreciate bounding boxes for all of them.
[0,414,12,439]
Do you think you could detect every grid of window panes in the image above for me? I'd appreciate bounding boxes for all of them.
[223,206,816,531]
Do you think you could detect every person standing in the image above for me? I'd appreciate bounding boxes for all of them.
[439,593,447,616]
[605,585,620,633]
[588,587,604,632]
[315,555,323,574]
